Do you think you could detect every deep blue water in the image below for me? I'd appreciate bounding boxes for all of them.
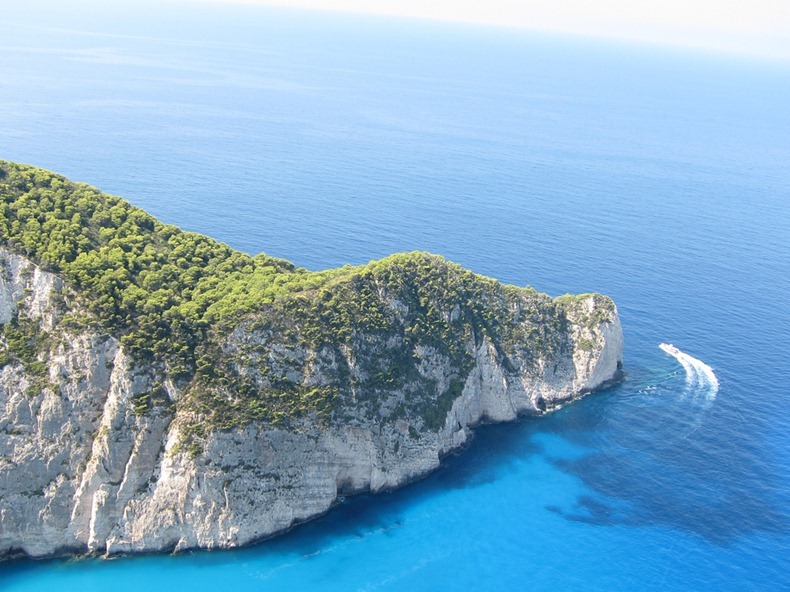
[1,2,789,590]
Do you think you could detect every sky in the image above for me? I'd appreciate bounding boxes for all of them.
[206,0,790,60]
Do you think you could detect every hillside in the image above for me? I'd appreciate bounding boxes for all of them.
[0,161,623,558]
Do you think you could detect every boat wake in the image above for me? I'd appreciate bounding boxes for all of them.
[584,343,720,450]
[659,343,719,400]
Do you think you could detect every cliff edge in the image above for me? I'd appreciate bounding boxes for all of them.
[0,162,623,558]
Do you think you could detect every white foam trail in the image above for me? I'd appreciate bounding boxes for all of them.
[659,343,719,400]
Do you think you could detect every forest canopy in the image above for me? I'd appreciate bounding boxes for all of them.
[0,161,577,433]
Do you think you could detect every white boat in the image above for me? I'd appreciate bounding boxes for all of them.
[658,343,681,356]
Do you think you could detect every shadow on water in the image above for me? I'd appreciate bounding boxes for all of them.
[545,374,790,546]
[0,408,548,580]
[235,415,547,560]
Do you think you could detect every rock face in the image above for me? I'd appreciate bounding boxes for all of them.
[0,247,623,559]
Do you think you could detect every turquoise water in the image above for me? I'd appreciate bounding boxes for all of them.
[1,2,789,590]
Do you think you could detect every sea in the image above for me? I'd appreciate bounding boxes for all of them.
[1,1,789,590]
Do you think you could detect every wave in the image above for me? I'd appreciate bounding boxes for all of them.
[659,343,719,400]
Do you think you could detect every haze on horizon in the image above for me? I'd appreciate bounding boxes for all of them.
[200,0,790,60]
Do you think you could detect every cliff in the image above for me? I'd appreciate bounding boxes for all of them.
[0,162,623,559]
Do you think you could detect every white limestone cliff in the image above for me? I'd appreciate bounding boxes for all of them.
[0,248,623,559]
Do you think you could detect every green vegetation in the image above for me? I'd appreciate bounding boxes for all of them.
[0,161,606,439]
[0,317,51,376]
[130,384,171,416]
[554,292,615,328]
[0,161,328,372]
